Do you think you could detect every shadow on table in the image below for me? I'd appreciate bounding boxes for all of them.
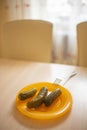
[11,101,71,129]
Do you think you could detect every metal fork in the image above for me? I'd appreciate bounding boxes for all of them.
[54,71,77,85]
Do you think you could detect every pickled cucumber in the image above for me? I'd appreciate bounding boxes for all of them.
[18,88,37,100]
[27,87,48,108]
[44,88,62,106]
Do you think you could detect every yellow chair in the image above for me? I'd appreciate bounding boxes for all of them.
[77,21,87,67]
[2,20,53,62]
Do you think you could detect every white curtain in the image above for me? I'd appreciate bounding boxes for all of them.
[1,0,87,65]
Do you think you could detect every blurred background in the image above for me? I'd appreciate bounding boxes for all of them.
[0,0,87,65]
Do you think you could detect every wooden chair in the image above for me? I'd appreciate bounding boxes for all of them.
[77,21,87,67]
[2,20,53,62]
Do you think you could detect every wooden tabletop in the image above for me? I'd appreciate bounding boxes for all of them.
[0,58,87,130]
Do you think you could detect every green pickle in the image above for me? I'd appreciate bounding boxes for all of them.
[18,88,37,100]
[44,88,62,106]
[27,87,48,108]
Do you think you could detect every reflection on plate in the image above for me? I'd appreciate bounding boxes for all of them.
[16,82,72,120]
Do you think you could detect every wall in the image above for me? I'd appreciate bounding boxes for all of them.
[0,0,8,57]
[0,1,2,56]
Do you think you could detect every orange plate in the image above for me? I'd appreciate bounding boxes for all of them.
[16,82,72,120]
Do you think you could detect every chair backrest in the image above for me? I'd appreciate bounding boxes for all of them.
[2,20,53,62]
[77,21,87,67]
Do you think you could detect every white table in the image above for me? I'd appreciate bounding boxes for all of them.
[0,58,87,130]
